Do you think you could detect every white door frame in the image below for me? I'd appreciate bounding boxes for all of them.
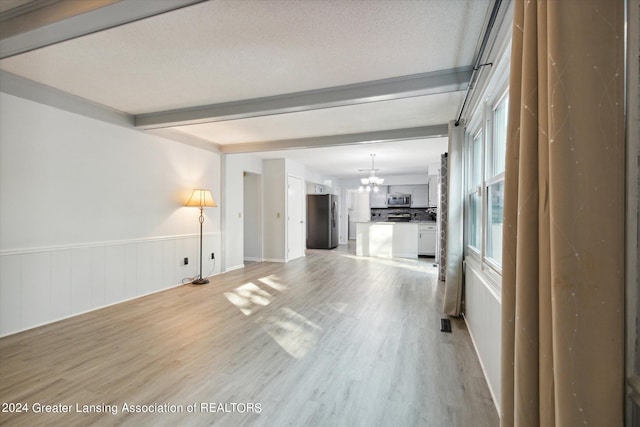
[286,175,305,261]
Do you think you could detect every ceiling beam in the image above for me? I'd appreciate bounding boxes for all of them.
[147,128,222,153]
[134,67,472,129]
[0,69,133,127]
[219,125,449,154]
[0,0,207,60]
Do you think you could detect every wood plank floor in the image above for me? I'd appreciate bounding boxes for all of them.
[0,244,498,427]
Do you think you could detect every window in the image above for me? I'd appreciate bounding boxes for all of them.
[485,94,508,267]
[491,95,508,176]
[485,180,504,262]
[467,130,483,251]
[465,92,508,271]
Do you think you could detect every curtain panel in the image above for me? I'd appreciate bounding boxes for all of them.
[438,152,449,282]
[500,1,625,426]
[443,120,465,316]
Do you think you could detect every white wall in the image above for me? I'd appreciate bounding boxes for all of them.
[286,158,305,180]
[464,263,502,412]
[226,155,335,267]
[427,161,440,176]
[223,153,263,271]
[305,166,338,193]
[0,92,221,336]
[457,0,513,413]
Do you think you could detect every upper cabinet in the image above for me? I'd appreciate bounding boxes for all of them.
[369,185,388,208]
[410,185,429,207]
[388,185,413,195]
[428,175,438,207]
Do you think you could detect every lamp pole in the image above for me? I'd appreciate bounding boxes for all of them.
[186,188,216,285]
[193,206,208,285]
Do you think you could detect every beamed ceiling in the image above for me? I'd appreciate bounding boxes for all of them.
[0,0,501,180]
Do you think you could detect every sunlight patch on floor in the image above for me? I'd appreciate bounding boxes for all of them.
[259,308,322,359]
[258,274,288,292]
[224,282,273,316]
[336,252,438,274]
[311,301,348,317]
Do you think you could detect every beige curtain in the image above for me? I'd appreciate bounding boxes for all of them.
[443,120,465,316]
[501,1,625,426]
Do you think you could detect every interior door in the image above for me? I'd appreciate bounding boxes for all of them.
[287,175,305,260]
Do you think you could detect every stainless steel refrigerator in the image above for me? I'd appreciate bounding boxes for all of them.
[307,194,338,249]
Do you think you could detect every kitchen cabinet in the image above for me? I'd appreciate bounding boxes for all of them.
[356,222,418,259]
[410,185,428,207]
[369,186,388,208]
[428,175,439,207]
[388,185,414,195]
[418,223,437,256]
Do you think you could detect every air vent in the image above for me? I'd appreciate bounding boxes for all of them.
[440,318,452,333]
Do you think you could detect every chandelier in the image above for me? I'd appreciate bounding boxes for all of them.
[358,154,384,192]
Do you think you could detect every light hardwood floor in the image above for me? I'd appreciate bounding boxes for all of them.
[0,244,498,427]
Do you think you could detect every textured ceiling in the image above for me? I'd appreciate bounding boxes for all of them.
[0,0,493,179]
[250,137,449,179]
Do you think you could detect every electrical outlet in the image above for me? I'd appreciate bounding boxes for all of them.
[211,252,215,260]
[183,257,188,265]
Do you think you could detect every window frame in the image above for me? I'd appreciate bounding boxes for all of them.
[463,86,509,282]
[484,172,505,272]
[466,127,483,257]
[487,90,509,179]
[483,90,508,273]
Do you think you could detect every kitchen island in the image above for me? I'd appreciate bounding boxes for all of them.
[356,222,432,258]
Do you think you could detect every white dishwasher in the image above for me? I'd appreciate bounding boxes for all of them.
[418,223,437,256]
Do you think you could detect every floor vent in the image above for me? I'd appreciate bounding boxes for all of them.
[440,318,452,333]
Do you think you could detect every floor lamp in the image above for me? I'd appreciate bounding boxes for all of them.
[186,189,217,285]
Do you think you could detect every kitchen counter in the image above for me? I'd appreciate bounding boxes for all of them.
[365,221,436,224]
[356,222,421,258]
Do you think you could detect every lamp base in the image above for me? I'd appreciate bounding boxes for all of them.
[191,277,209,285]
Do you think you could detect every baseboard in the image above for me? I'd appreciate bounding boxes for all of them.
[243,257,263,262]
[393,253,418,259]
[224,264,245,273]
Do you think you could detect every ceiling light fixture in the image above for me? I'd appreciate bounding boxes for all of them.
[358,153,384,193]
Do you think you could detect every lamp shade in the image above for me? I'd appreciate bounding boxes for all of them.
[186,189,217,208]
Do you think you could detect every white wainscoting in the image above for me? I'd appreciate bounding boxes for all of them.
[0,233,220,337]
[464,262,502,414]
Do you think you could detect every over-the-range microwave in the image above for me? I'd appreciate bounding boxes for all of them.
[387,194,411,207]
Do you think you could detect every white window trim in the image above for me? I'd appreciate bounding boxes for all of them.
[485,171,505,187]
[466,126,484,256]
[464,92,509,284]
[484,172,505,272]
[462,27,511,291]
[482,91,508,274]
